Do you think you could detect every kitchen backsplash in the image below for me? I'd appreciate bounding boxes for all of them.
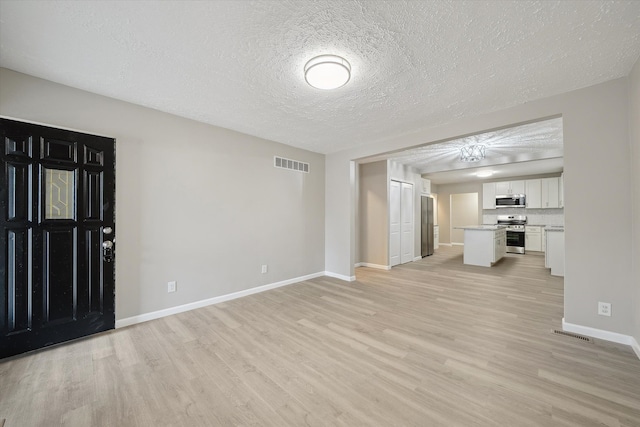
[483,208,564,226]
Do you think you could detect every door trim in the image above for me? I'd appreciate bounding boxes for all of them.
[0,115,113,139]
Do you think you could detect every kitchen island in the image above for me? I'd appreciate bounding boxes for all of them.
[455,225,507,267]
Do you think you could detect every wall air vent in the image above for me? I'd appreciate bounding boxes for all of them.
[274,156,309,173]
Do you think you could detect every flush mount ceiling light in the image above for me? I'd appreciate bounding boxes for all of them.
[304,55,351,90]
[460,144,486,162]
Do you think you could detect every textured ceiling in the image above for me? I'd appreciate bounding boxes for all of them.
[1,1,639,155]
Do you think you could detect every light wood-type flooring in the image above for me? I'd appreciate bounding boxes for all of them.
[1,246,640,426]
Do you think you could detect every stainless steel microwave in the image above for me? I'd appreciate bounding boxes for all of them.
[496,194,526,208]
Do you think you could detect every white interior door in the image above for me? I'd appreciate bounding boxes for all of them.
[389,180,401,266]
[401,182,414,264]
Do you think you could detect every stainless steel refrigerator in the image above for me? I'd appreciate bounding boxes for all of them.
[421,196,434,257]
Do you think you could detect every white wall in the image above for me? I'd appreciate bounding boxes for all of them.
[629,57,640,347]
[0,68,325,321]
[326,77,634,338]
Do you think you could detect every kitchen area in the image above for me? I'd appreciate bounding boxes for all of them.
[358,117,565,277]
[444,174,565,275]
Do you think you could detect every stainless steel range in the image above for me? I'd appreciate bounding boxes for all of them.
[497,215,527,254]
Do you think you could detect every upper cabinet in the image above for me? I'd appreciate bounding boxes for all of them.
[526,179,542,209]
[495,180,525,195]
[421,178,431,195]
[484,176,563,210]
[482,182,496,209]
[541,177,560,208]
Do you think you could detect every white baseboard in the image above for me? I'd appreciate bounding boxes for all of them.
[413,256,422,262]
[451,242,464,246]
[324,271,356,282]
[439,243,453,247]
[354,262,362,268]
[356,262,391,271]
[632,338,640,359]
[115,271,325,328]
[562,318,640,360]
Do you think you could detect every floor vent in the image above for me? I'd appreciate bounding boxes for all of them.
[552,329,593,342]
[274,156,309,173]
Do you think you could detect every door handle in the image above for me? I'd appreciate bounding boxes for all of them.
[103,240,114,262]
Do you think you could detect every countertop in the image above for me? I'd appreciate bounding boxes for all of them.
[454,225,506,231]
[545,226,565,232]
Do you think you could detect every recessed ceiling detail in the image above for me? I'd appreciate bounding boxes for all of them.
[0,2,638,154]
[384,117,564,184]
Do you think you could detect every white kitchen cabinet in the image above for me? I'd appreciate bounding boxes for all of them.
[495,180,525,195]
[462,227,506,267]
[495,181,509,195]
[422,178,431,195]
[525,226,542,252]
[494,230,506,263]
[545,228,564,276]
[541,177,560,208]
[511,180,525,194]
[525,179,542,209]
[482,182,496,209]
[434,225,439,250]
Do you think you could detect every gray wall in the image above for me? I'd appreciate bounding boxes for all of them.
[630,57,640,347]
[450,193,480,244]
[0,68,325,321]
[326,77,635,338]
[358,161,388,266]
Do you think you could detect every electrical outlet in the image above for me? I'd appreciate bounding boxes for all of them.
[261,265,268,274]
[168,281,177,293]
[597,301,611,317]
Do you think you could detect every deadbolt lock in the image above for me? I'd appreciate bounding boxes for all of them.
[102,240,114,262]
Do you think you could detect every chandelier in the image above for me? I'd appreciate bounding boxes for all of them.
[460,145,486,162]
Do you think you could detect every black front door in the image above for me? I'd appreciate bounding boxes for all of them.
[1,118,115,359]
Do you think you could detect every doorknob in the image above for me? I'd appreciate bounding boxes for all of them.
[103,240,114,262]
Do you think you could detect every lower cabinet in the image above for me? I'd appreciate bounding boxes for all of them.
[494,229,506,263]
[463,228,506,267]
[525,226,543,252]
[434,225,440,250]
[545,229,565,276]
